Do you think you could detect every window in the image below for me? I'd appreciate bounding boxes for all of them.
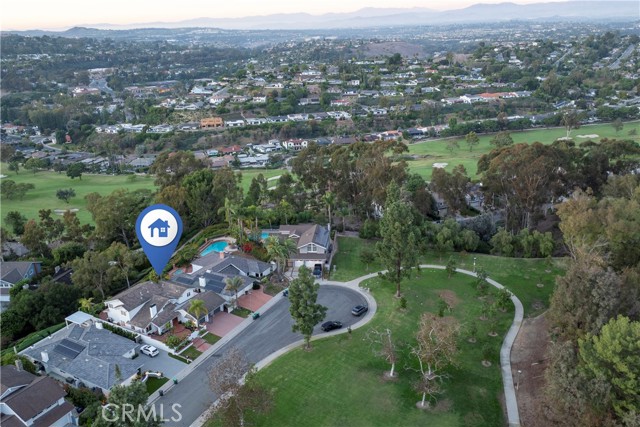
[309,244,317,253]
[187,292,191,297]
[121,310,126,316]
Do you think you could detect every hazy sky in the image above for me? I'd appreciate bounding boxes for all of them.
[2,0,572,30]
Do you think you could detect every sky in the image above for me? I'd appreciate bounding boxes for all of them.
[2,0,573,31]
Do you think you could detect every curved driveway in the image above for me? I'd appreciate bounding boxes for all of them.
[153,285,367,427]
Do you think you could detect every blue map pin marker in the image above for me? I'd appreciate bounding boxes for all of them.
[135,204,183,276]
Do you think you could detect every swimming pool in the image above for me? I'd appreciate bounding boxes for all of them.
[200,241,229,256]
[261,232,269,240]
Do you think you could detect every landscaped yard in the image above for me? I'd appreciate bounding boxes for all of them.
[230,307,252,318]
[405,121,640,180]
[145,376,169,394]
[201,332,221,345]
[180,345,202,360]
[248,269,515,427]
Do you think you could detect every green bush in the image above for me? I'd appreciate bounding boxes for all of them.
[359,219,379,239]
[101,323,137,341]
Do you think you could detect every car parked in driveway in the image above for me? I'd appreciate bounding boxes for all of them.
[140,345,159,357]
[351,305,368,316]
[321,321,343,332]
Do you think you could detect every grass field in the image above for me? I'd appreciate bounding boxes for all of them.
[0,165,285,226]
[247,269,515,427]
[406,121,640,180]
[0,166,157,225]
[331,236,566,317]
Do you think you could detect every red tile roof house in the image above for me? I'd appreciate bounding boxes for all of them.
[0,364,76,427]
[220,145,242,155]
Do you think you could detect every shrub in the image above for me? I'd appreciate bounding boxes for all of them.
[165,335,182,349]
[359,219,379,239]
[101,323,137,341]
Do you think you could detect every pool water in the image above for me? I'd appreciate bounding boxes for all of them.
[200,241,229,256]
[261,232,269,240]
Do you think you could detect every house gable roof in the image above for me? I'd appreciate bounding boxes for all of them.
[22,324,141,391]
[106,281,188,312]
[0,366,69,423]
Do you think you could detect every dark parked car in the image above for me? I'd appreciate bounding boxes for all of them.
[321,321,343,332]
[313,265,323,277]
[351,305,368,316]
[282,288,289,297]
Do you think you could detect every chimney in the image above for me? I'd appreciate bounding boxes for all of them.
[199,277,206,288]
[15,359,23,371]
[41,351,49,363]
[149,304,157,318]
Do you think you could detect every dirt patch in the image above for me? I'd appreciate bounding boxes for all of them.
[511,313,550,427]
[436,290,460,308]
[382,371,398,382]
[433,398,453,413]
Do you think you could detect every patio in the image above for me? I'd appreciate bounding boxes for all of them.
[151,319,192,343]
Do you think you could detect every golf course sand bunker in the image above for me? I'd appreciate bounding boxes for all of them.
[433,162,448,169]
[54,208,79,215]
[576,134,599,138]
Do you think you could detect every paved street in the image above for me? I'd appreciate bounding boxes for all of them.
[154,285,366,426]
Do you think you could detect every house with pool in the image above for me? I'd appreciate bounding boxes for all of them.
[170,252,274,305]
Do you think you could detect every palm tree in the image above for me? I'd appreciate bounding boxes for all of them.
[217,197,237,229]
[265,236,296,275]
[188,298,208,327]
[224,276,245,308]
[322,191,335,229]
[79,297,94,313]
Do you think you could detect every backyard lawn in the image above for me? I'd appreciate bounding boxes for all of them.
[249,269,515,427]
[405,121,640,180]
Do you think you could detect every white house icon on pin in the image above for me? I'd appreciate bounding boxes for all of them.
[149,218,170,238]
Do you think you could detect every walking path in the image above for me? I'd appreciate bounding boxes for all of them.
[158,265,522,427]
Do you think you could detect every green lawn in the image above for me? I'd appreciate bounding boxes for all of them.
[0,166,156,225]
[248,269,514,427]
[145,376,169,395]
[0,165,286,226]
[230,307,252,318]
[406,121,640,180]
[180,346,202,360]
[331,236,565,317]
[236,168,286,192]
[202,333,221,345]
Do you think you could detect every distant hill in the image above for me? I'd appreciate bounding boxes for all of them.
[5,1,638,33]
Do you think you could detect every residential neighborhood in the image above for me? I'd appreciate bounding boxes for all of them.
[1,2,640,427]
